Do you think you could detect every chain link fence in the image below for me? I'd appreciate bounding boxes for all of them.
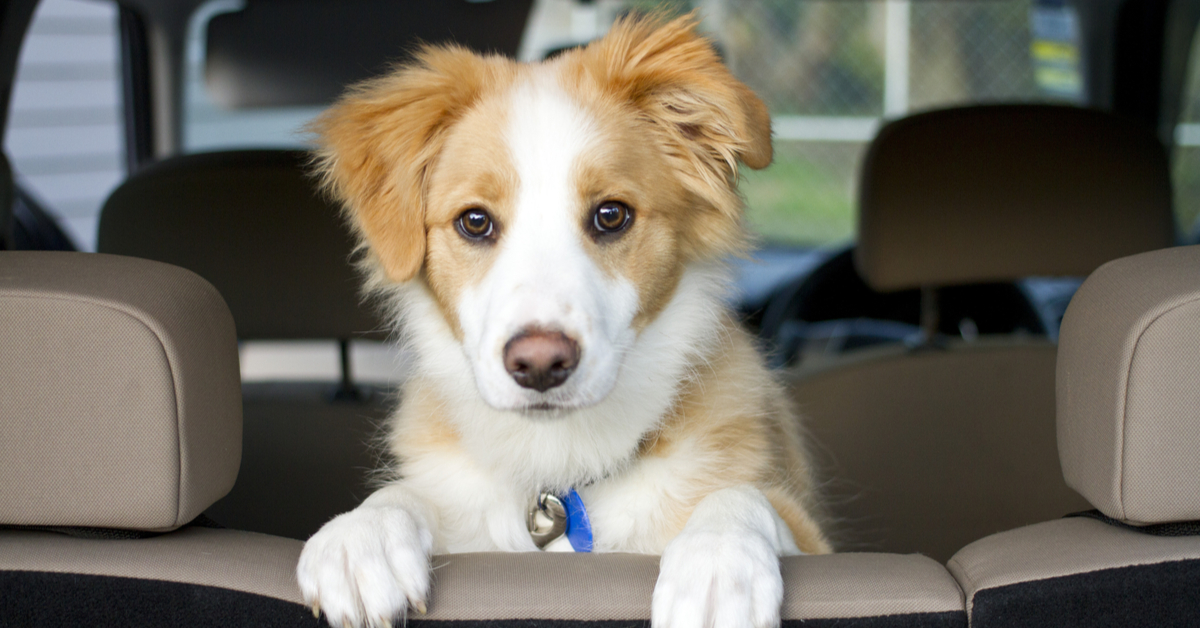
[574,0,1074,244]
[696,0,1063,245]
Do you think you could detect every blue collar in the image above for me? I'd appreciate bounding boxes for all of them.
[561,488,593,552]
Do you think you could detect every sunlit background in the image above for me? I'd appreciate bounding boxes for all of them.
[6,0,1198,380]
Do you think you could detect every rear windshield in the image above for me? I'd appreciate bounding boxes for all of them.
[4,0,1084,250]
[181,0,1081,247]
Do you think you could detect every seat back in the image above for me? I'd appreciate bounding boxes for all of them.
[948,245,1200,628]
[97,150,381,340]
[96,150,390,540]
[790,105,1175,561]
[788,340,1090,561]
[0,252,313,625]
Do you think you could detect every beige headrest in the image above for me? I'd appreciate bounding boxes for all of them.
[856,105,1175,292]
[1057,245,1200,525]
[98,150,384,340]
[0,252,242,531]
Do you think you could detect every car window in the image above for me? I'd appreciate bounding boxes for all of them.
[733,0,1082,245]
[181,0,1082,247]
[4,0,122,251]
[1173,21,1200,244]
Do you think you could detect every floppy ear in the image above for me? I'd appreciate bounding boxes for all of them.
[311,46,511,282]
[578,13,772,255]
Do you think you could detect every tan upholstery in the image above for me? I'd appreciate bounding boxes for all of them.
[0,528,305,603]
[787,339,1090,563]
[856,105,1175,292]
[97,150,384,340]
[204,382,390,540]
[1057,245,1200,524]
[418,552,963,621]
[948,517,1200,615]
[0,535,964,621]
[778,553,964,621]
[0,252,241,531]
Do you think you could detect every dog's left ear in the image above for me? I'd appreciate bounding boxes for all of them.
[579,13,771,254]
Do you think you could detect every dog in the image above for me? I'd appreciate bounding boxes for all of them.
[296,13,831,628]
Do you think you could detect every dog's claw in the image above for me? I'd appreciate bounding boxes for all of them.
[342,621,351,628]
[311,601,320,619]
[381,619,393,628]
[414,600,427,615]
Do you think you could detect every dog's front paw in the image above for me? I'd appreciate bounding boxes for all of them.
[297,505,433,628]
[651,530,784,628]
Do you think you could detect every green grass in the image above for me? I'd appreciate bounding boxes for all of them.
[1173,147,1200,238]
[739,142,864,246]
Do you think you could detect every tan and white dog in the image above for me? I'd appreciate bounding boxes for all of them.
[297,14,831,628]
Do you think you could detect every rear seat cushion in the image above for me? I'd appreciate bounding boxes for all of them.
[0,252,241,531]
[0,527,306,604]
[0,528,316,628]
[948,517,1200,628]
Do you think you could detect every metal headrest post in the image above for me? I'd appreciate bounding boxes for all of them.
[908,285,946,351]
[333,339,364,402]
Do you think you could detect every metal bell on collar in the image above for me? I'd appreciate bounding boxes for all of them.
[527,491,567,548]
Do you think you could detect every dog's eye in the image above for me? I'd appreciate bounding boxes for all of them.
[457,209,494,240]
[593,202,632,235]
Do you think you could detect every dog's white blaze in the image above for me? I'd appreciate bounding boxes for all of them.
[457,77,639,411]
[381,76,736,547]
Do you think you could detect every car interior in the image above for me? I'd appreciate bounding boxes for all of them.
[2,0,1199,626]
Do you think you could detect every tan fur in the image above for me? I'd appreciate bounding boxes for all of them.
[561,13,773,261]
[634,318,831,553]
[318,13,830,556]
[387,316,831,554]
[311,47,518,284]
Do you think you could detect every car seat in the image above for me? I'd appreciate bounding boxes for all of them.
[785,105,1176,561]
[97,150,391,540]
[948,244,1200,627]
[0,251,318,626]
[0,253,972,626]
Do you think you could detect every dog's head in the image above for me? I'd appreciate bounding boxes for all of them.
[314,14,770,413]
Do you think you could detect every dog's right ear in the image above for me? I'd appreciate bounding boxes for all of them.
[312,46,511,283]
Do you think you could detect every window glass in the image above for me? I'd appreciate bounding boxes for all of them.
[181,0,1081,246]
[1173,26,1200,244]
[727,0,1079,244]
[5,0,123,251]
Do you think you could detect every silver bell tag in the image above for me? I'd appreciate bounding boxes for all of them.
[527,492,567,549]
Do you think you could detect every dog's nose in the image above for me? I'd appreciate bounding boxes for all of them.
[503,330,580,392]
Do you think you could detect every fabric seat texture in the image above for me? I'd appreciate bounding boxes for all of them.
[0,251,316,625]
[788,105,1174,562]
[947,245,1200,627]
